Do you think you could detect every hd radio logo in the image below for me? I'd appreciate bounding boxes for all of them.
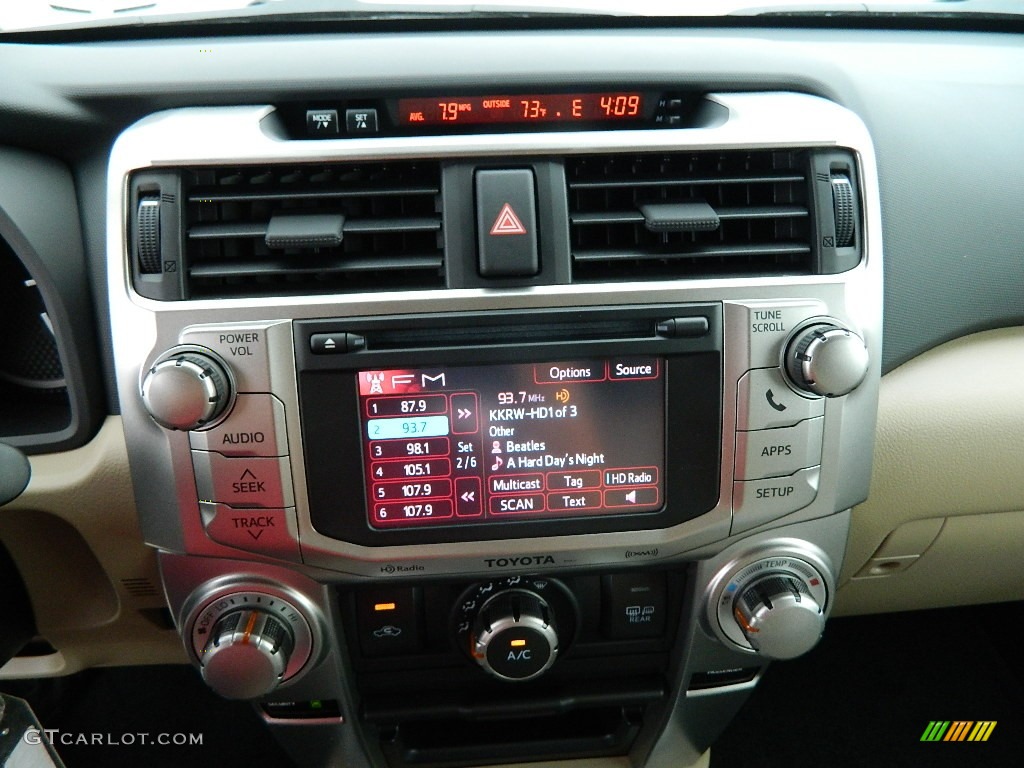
[920,721,997,743]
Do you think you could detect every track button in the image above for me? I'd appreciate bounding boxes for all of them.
[201,502,299,559]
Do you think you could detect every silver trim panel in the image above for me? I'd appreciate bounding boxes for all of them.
[108,92,882,580]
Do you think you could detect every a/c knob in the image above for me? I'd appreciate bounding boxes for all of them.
[141,351,231,430]
[471,590,559,682]
[784,324,868,398]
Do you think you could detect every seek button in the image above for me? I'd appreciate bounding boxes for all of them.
[193,452,294,508]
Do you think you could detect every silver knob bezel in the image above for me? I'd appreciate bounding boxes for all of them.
[781,317,869,398]
[705,539,834,655]
[472,589,560,682]
[140,344,237,431]
[183,581,320,691]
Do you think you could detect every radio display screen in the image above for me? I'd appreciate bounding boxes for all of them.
[356,358,665,529]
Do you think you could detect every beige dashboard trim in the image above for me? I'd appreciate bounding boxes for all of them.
[835,326,1024,614]
[0,417,184,678]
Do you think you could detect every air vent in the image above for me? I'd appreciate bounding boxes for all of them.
[567,150,814,281]
[171,161,443,298]
[120,577,161,598]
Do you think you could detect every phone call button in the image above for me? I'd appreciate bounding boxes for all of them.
[737,368,824,431]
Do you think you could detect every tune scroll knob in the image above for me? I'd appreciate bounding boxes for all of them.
[784,323,869,398]
[201,608,294,700]
[141,350,232,430]
[471,590,559,682]
[733,574,825,660]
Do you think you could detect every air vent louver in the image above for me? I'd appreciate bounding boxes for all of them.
[567,150,813,281]
[183,161,444,297]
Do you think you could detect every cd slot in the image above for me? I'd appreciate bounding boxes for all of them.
[364,318,655,350]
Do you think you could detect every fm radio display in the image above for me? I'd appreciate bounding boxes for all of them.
[356,359,665,529]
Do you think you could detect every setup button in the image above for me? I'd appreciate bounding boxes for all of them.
[732,467,820,534]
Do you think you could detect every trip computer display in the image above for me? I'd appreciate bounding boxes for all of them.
[396,93,644,127]
[356,358,665,529]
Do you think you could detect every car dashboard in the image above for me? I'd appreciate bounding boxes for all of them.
[1,17,1023,768]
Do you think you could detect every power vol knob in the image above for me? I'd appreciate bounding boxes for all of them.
[141,350,232,430]
[784,323,868,398]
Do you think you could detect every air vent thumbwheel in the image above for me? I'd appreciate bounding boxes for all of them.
[830,174,855,248]
[136,197,162,274]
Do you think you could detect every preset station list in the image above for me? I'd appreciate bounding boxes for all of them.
[356,359,666,529]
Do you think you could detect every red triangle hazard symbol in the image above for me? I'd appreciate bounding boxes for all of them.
[489,203,527,236]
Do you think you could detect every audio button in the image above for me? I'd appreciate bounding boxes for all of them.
[190,393,288,457]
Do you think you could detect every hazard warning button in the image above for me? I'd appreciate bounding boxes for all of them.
[476,168,539,277]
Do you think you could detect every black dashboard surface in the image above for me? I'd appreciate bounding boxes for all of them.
[0,22,1022,408]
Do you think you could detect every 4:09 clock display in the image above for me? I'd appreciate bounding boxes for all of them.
[397,92,645,127]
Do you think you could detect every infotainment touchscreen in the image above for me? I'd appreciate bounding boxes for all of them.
[356,358,665,529]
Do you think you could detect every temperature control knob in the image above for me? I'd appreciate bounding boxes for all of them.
[784,323,869,398]
[733,574,825,660]
[200,608,294,699]
[471,590,559,682]
[141,350,231,430]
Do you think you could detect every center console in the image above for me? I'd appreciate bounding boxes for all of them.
[109,91,881,767]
